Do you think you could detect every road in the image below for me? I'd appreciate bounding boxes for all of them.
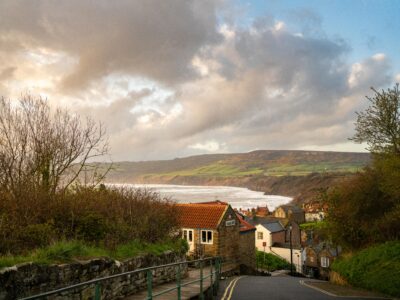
[217,276,385,300]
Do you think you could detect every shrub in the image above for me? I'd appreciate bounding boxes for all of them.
[256,251,291,271]
[0,186,178,255]
[16,223,56,252]
[332,241,400,297]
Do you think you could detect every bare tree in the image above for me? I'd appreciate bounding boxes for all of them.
[351,84,400,155]
[0,95,110,196]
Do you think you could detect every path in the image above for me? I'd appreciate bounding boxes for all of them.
[126,263,237,300]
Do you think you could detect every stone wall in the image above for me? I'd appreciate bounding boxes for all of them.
[217,206,241,263]
[0,251,186,300]
[238,231,256,268]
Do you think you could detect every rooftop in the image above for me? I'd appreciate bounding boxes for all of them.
[175,203,228,229]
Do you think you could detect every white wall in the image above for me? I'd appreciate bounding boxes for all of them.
[255,224,272,253]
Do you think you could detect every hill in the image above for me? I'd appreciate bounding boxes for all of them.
[103,150,370,203]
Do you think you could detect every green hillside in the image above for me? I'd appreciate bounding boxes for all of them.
[104,150,370,182]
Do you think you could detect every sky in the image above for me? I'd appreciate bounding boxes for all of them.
[0,0,399,161]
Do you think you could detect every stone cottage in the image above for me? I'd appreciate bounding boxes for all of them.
[273,204,305,224]
[176,201,256,266]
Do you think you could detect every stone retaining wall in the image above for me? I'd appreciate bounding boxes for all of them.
[0,251,186,300]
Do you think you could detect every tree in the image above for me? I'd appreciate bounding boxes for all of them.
[0,95,109,196]
[351,84,400,155]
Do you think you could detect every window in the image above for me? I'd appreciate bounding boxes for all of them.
[182,229,193,242]
[226,220,236,226]
[321,256,330,268]
[201,230,213,244]
[257,232,263,240]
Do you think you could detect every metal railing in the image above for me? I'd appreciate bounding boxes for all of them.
[20,257,221,300]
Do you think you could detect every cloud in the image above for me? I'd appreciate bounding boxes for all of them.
[0,2,397,160]
[0,0,222,91]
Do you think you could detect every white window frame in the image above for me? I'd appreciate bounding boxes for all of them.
[182,229,193,243]
[226,220,236,226]
[321,256,330,268]
[201,230,213,244]
[257,231,263,240]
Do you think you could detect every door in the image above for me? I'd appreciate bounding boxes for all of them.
[183,229,195,252]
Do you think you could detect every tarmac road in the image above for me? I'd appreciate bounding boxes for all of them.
[217,276,386,300]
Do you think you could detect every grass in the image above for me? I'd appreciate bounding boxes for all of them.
[256,251,291,271]
[331,241,400,297]
[0,239,188,269]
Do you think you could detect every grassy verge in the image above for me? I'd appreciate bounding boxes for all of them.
[331,241,400,297]
[0,239,188,269]
[256,251,291,271]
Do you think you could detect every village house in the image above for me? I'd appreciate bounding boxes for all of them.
[302,201,328,222]
[273,204,305,224]
[302,243,341,279]
[254,219,285,252]
[250,216,303,272]
[175,201,256,267]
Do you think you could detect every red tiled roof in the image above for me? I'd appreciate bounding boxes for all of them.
[236,213,256,232]
[175,203,228,229]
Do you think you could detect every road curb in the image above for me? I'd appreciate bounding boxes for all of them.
[299,280,393,299]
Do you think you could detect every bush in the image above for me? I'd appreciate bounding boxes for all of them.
[325,165,399,249]
[332,241,400,297]
[16,223,56,252]
[256,251,291,271]
[0,186,178,255]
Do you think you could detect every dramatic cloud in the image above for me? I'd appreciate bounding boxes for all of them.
[0,1,397,160]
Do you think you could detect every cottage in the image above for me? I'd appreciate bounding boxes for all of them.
[302,243,341,279]
[176,201,256,266]
[254,219,285,252]
[273,204,305,224]
[303,201,327,222]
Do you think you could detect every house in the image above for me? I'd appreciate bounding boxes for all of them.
[302,243,341,279]
[252,206,270,217]
[273,204,305,224]
[254,219,285,252]
[303,201,327,222]
[176,201,256,266]
[250,216,303,272]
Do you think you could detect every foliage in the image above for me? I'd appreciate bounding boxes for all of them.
[325,163,400,249]
[0,95,109,197]
[256,251,291,271]
[0,239,187,269]
[299,221,327,231]
[351,84,400,155]
[0,186,179,254]
[331,241,400,297]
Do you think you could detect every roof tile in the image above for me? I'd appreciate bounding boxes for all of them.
[175,203,227,229]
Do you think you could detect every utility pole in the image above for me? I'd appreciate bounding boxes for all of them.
[289,224,293,275]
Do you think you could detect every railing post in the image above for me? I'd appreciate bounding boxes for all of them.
[94,282,101,300]
[215,258,220,291]
[147,270,153,300]
[177,264,181,300]
[200,259,204,300]
[210,259,214,298]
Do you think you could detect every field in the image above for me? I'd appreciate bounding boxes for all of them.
[103,150,370,182]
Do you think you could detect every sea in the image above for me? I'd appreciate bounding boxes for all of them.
[110,183,292,210]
